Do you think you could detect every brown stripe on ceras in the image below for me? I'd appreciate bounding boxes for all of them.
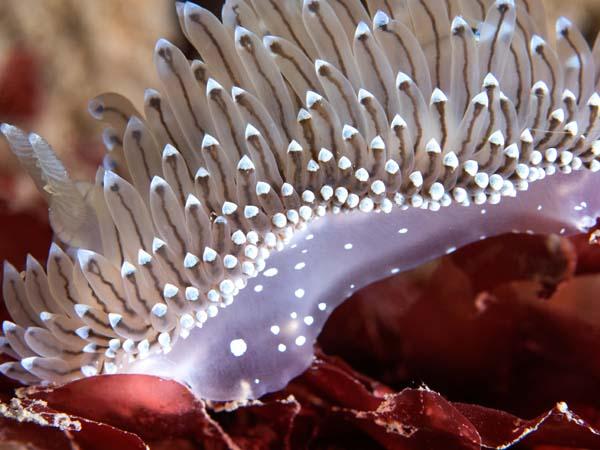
[378,22,417,83]
[459,100,486,157]
[563,93,576,123]
[267,0,311,56]
[331,0,359,24]
[500,96,514,145]
[187,12,241,87]
[537,112,563,148]
[355,32,391,117]
[54,257,78,309]
[131,129,152,181]
[531,84,547,138]
[310,100,340,158]
[476,84,497,152]
[194,171,220,214]
[147,97,187,154]
[99,106,130,127]
[8,279,39,325]
[140,259,166,304]
[383,0,395,18]
[583,103,599,139]
[316,63,361,128]
[268,40,315,91]
[344,132,363,169]
[203,143,235,203]
[558,27,584,104]
[452,22,472,116]
[433,99,448,150]
[486,2,509,75]
[236,164,257,206]
[392,120,413,176]
[298,113,319,161]
[123,272,151,315]
[85,259,137,317]
[397,80,423,153]
[515,18,535,98]
[246,133,281,187]
[208,89,246,161]
[156,46,205,136]
[153,183,188,257]
[29,268,54,313]
[109,183,146,253]
[359,95,385,137]
[419,0,441,89]
[288,150,304,189]
[534,44,557,119]
[509,44,524,114]
[237,33,294,143]
[164,154,188,207]
[306,1,348,80]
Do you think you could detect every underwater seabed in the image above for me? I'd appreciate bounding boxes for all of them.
[126,169,600,400]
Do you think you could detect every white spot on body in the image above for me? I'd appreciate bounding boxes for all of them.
[270,325,280,335]
[278,344,287,352]
[295,289,305,298]
[294,262,306,270]
[306,234,314,240]
[398,228,408,234]
[254,284,263,293]
[344,243,353,250]
[295,336,306,346]
[318,302,327,311]
[230,339,247,357]
[304,316,314,325]
[264,268,278,277]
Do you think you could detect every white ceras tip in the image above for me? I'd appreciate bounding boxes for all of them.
[306,91,323,108]
[426,138,442,154]
[396,72,412,87]
[256,181,271,195]
[488,130,505,146]
[203,247,218,262]
[373,10,390,28]
[430,88,448,104]
[318,148,334,162]
[245,123,261,139]
[483,73,499,88]
[451,15,468,32]
[74,304,90,318]
[163,283,179,299]
[201,133,219,149]
[162,143,179,158]
[358,88,374,103]
[108,313,122,328]
[206,78,224,95]
[370,135,385,150]
[530,34,546,52]
[463,160,479,177]
[385,159,400,174]
[237,154,255,171]
[152,237,166,253]
[342,124,359,140]
[472,91,489,107]
[429,182,445,202]
[287,140,303,153]
[391,114,407,129]
[409,171,423,187]
[121,261,136,277]
[184,252,200,268]
[185,194,201,208]
[244,205,259,219]
[338,156,352,170]
[138,249,152,266]
[355,21,371,39]
[222,201,238,215]
[355,168,369,182]
[443,151,459,170]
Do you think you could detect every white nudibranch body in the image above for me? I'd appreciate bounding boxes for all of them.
[2,0,600,400]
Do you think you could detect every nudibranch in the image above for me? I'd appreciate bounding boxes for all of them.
[1,0,600,401]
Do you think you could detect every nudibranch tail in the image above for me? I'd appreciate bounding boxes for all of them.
[2,0,600,401]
